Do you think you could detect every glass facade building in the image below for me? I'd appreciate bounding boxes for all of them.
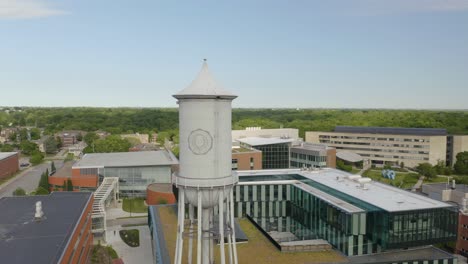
[234,170,458,257]
[242,143,290,169]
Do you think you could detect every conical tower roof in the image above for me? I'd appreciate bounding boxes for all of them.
[173,60,237,100]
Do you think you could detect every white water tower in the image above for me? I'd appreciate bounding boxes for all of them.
[173,60,238,264]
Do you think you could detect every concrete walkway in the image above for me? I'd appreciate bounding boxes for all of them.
[411,176,426,192]
[106,204,148,220]
[106,225,152,264]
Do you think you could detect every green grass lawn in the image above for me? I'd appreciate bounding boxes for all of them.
[362,169,420,189]
[350,167,361,174]
[119,229,140,247]
[122,198,148,213]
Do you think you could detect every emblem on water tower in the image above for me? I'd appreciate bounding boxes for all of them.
[188,129,213,155]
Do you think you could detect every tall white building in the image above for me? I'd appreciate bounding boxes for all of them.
[173,61,239,264]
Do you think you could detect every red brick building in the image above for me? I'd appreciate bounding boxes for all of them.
[232,147,262,170]
[48,161,98,192]
[0,152,19,179]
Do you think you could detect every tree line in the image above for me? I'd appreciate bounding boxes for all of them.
[1,108,468,138]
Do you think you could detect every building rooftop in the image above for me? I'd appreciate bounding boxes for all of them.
[73,150,178,168]
[0,192,92,264]
[238,169,453,212]
[336,151,363,163]
[236,137,295,146]
[334,126,447,136]
[232,146,260,153]
[291,142,333,151]
[51,161,73,177]
[348,246,455,264]
[173,61,237,100]
[0,152,17,161]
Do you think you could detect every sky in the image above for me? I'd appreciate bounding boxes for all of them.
[0,0,467,109]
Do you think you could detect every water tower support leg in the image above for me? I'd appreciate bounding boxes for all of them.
[219,192,226,264]
[176,188,185,264]
[188,204,194,264]
[230,189,238,264]
[197,192,202,264]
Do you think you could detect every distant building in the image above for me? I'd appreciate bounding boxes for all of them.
[232,146,262,170]
[422,182,468,257]
[447,135,468,167]
[0,127,17,143]
[232,127,299,141]
[49,161,97,192]
[58,131,80,148]
[306,126,448,168]
[72,150,178,197]
[290,142,336,169]
[0,192,93,264]
[237,137,294,169]
[0,152,19,179]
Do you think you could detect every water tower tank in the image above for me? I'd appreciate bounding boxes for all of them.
[172,60,239,264]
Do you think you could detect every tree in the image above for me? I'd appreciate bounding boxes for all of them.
[8,132,17,142]
[56,136,63,149]
[84,132,99,146]
[89,135,131,153]
[454,152,468,175]
[18,128,28,141]
[336,159,352,172]
[12,187,26,196]
[30,151,44,165]
[416,163,437,178]
[34,186,49,195]
[38,170,49,191]
[51,161,56,174]
[0,144,14,152]
[30,128,41,140]
[44,137,58,154]
[20,140,38,155]
[67,179,74,191]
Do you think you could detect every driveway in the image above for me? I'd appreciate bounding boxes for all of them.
[0,160,64,198]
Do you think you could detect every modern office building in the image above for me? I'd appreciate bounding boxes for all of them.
[0,152,19,179]
[290,142,336,169]
[0,192,94,264]
[72,150,178,197]
[150,168,458,263]
[237,137,294,169]
[422,182,468,257]
[306,126,448,167]
[232,127,299,141]
[234,169,457,261]
[232,146,262,170]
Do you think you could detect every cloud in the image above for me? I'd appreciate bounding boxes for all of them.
[350,0,468,15]
[0,0,67,19]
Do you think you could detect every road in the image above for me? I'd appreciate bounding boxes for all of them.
[0,160,64,198]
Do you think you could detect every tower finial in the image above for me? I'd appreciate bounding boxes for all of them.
[203,58,207,62]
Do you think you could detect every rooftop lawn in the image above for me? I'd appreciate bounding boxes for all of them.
[157,206,347,264]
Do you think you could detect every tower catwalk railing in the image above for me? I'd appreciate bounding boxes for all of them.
[174,187,238,264]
